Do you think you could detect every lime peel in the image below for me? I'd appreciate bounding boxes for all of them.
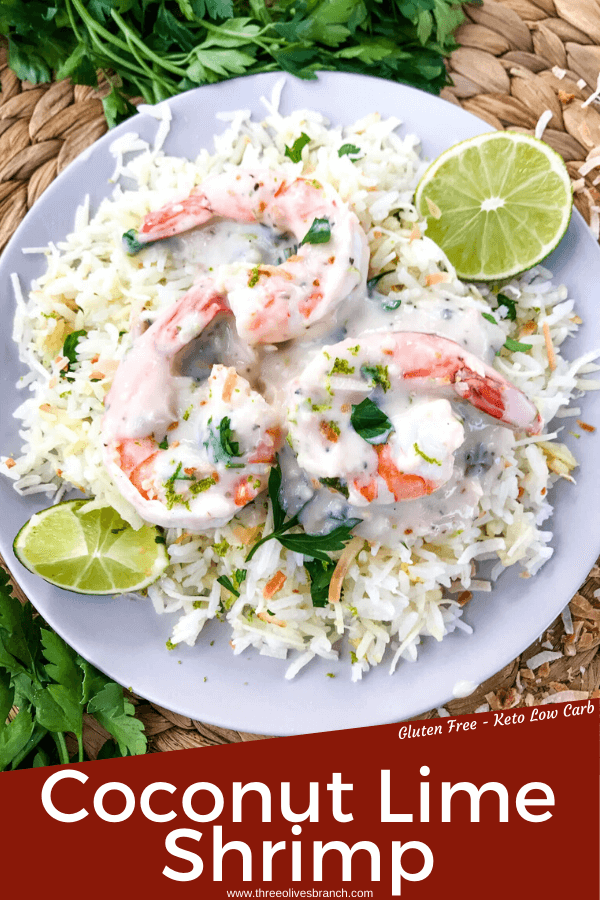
[13,500,168,595]
[414,131,573,282]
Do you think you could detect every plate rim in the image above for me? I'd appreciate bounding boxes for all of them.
[1,70,599,735]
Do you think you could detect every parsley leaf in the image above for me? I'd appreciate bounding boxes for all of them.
[361,364,391,393]
[350,398,394,444]
[61,330,87,380]
[285,132,311,163]
[481,312,497,324]
[87,682,146,757]
[0,569,146,770]
[304,558,337,607]
[338,143,361,158]
[504,337,533,353]
[279,521,362,562]
[495,293,518,321]
[122,229,153,255]
[300,217,331,246]
[246,461,360,562]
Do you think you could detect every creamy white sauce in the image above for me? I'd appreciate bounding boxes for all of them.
[114,217,522,544]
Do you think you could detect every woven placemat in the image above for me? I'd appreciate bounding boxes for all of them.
[1,0,599,754]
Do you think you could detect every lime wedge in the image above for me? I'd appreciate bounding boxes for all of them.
[13,501,169,595]
[414,132,573,281]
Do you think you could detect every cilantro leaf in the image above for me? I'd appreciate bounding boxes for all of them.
[350,398,394,444]
[304,558,337,607]
[285,132,311,163]
[300,218,331,246]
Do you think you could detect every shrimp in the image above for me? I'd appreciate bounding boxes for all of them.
[286,332,542,507]
[102,279,282,529]
[129,169,369,344]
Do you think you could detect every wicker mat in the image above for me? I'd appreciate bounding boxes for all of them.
[1,0,600,754]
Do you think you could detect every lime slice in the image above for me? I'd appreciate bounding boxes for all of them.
[13,501,169,595]
[414,131,573,281]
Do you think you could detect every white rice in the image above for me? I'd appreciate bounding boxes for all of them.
[3,82,598,679]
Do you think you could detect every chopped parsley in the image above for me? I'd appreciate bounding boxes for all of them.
[320,477,349,499]
[348,345,360,355]
[327,420,341,437]
[338,143,361,158]
[284,132,310,163]
[330,358,355,375]
[350,398,394,445]
[481,312,497,325]
[504,337,533,353]
[158,438,169,450]
[165,639,176,651]
[248,266,261,288]
[300,217,331,246]
[246,461,361,563]
[304,557,337,608]
[495,293,518,321]
[361,364,390,393]
[122,229,154,255]
[413,443,441,466]
[60,329,87,380]
[182,405,193,421]
[206,416,242,464]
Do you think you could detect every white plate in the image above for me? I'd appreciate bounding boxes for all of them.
[1,72,599,736]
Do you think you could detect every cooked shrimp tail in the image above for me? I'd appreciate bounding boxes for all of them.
[102,280,282,529]
[287,331,543,508]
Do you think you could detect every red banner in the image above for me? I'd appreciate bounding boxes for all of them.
[2,700,598,898]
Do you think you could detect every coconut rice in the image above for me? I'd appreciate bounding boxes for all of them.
[3,80,600,681]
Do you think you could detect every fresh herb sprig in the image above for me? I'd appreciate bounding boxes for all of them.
[0,1,473,128]
[0,568,145,771]
[246,462,360,565]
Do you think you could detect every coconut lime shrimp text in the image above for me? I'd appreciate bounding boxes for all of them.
[128,168,369,344]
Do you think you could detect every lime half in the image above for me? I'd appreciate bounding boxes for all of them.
[414,131,573,281]
[13,501,169,595]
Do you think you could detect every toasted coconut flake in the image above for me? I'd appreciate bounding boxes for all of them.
[328,536,364,604]
[577,419,596,433]
[257,610,286,627]
[425,197,441,219]
[526,649,563,670]
[425,272,449,287]
[263,570,286,600]
[221,368,237,403]
[540,690,589,705]
[542,321,556,371]
[558,90,575,105]
[579,156,600,176]
[582,72,600,109]
[561,604,574,635]
[535,110,553,140]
